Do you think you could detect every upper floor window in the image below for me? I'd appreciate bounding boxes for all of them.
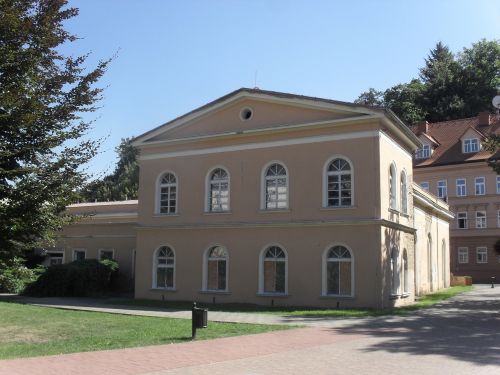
[437,180,447,201]
[456,178,466,197]
[389,163,397,210]
[154,246,175,289]
[476,211,487,228]
[260,245,287,294]
[463,138,479,153]
[415,144,431,159]
[475,177,485,195]
[325,158,353,207]
[207,168,229,212]
[263,163,288,209]
[400,170,408,214]
[205,246,228,291]
[323,245,353,297]
[420,182,429,191]
[457,212,467,229]
[458,247,469,264]
[158,172,177,214]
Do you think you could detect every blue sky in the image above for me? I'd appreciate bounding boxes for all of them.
[64,0,500,175]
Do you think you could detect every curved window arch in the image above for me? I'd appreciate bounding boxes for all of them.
[390,247,399,295]
[157,172,177,214]
[389,163,397,210]
[204,245,228,291]
[262,162,288,209]
[324,157,353,207]
[402,249,409,294]
[323,245,353,296]
[207,167,230,212]
[153,246,175,289]
[259,245,287,294]
[400,170,408,214]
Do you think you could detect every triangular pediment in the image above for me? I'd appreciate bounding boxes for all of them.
[132,88,380,145]
[459,126,484,142]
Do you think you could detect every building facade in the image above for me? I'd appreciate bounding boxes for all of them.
[55,88,452,308]
[412,113,500,283]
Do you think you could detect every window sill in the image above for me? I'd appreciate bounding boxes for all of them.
[388,208,400,214]
[320,206,356,211]
[150,288,177,292]
[256,293,289,298]
[199,290,231,295]
[400,293,410,299]
[203,211,232,215]
[319,294,355,299]
[258,209,290,213]
[389,294,400,300]
[153,214,180,218]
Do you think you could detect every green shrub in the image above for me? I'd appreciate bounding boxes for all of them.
[0,258,43,293]
[23,259,119,297]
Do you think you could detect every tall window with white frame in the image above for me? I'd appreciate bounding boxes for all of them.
[154,246,175,289]
[437,180,447,201]
[457,212,467,229]
[475,177,486,195]
[264,163,287,209]
[389,163,397,210]
[262,246,286,294]
[326,158,352,207]
[456,178,466,197]
[476,211,487,228]
[390,248,399,295]
[206,246,228,291]
[208,168,229,212]
[324,245,353,296]
[415,144,430,159]
[400,171,408,214]
[159,172,177,214]
[458,247,468,264]
[476,247,487,264]
[402,249,409,294]
[463,138,479,153]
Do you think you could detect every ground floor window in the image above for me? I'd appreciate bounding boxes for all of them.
[206,246,228,291]
[324,245,353,296]
[261,245,287,294]
[72,249,86,261]
[47,251,64,265]
[458,247,468,264]
[154,246,175,289]
[402,249,409,294]
[99,249,114,261]
[476,247,487,264]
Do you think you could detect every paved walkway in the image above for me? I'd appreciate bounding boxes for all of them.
[1,285,499,374]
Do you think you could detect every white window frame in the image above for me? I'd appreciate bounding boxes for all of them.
[47,250,65,265]
[205,166,230,213]
[98,248,115,261]
[463,138,479,153]
[475,211,487,229]
[437,180,447,201]
[476,247,487,264]
[389,162,398,210]
[458,247,469,264]
[321,243,355,297]
[258,243,288,295]
[420,181,429,191]
[402,249,409,295]
[155,170,178,215]
[400,170,408,214]
[475,177,486,196]
[415,144,431,159]
[456,178,466,197]
[202,244,229,292]
[72,248,87,261]
[322,155,354,208]
[260,161,289,210]
[457,212,468,229]
[152,245,176,290]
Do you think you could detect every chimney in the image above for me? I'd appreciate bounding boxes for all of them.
[478,112,491,126]
[416,120,429,134]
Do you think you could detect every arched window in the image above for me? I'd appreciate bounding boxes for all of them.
[205,246,228,291]
[208,168,229,212]
[154,246,175,289]
[324,245,353,296]
[261,246,287,294]
[325,158,352,207]
[263,163,288,209]
[158,172,177,214]
[427,234,433,290]
[441,240,446,288]
[400,170,408,214]
[402,249,409,294]
[390,247,399,295]
[389,163,397,210]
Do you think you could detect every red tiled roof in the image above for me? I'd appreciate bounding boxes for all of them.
[412,114,500,168]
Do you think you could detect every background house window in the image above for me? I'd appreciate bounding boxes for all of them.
[458,248,469,264]
[206,246,228,291]
[208,168,229,212]
[389,163,397,209]
[99,249,114,260]
[457,212,467,229]
[415,144,430,159]
[456,179,466,197]
[437,180,447,201]
[72,249,86,261]
[325,245,353,296]
[264,163,288,209]
[475,211,487,228]
[476,247,487,263]
[262,246,286,294]
[497,176,500,194]
[47,251,64,265]
[400,171,408,214]
[475,177,485,195]
[326,158,352,207]
[420,182,429,191]
[155,246,175,289]
[463,138,479,153]
[159,172,177,214]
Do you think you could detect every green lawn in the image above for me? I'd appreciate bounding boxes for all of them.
[107,285,473,318]
[0,301,289,360]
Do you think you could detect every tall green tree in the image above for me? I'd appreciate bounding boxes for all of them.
[82,138,139,202]
[0,0,110,259]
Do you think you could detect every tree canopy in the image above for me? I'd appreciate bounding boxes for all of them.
[355,39,500,125]
[0,0,110,259]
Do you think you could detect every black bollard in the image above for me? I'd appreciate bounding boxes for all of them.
[192,302,197,339]
[492,277,496,288]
